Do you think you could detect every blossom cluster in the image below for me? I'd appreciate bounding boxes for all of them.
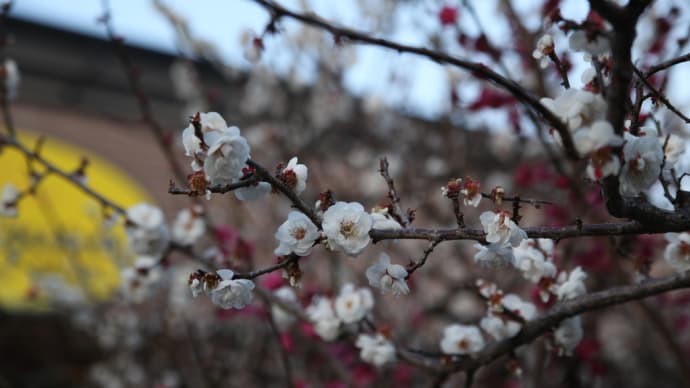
[306,283,374,341]
[188,269,255,309]
[120,203,208,302]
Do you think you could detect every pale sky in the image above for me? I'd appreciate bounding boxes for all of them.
[10,0,690,123]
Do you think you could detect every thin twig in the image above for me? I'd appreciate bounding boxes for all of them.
[633,65,690,123]
[406,239,442,277]
[645,52,690,77]
[168,176,262,195]
[1,134,127,214]
[402,272,690,373]
[379,156,409,227]
[250,0,579,160]
[371,219,686,244]
[247,158,321,226]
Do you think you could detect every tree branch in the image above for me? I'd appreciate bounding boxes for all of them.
[250,0,579,160]
[403,272,690,373]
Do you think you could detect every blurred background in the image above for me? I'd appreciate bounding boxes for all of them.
[2,0,690,387]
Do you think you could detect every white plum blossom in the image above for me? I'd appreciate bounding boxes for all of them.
[181,112,251,185]
[664,134,686,166]
[322,201,373,256]
[480,211,527,247]
[240,29,263,63]
[569,30,610,59]
[586,148,621,181]
[274,211,320,256]
[554,316,584,356]
[181,111,227,157]
[1,183,19,217]
[365,253,409,296]
[556,267,587,300]
[440,324,485,355]
[120,255,163,303]
[203,126,250,186]
[480,294,536,341]
[171,206,205,246]
[306,296,341,341]
[125,203,170,258]
[664,233,690,273]
[619,134,664,196]
[573,120,623,155]
[210,269,255,310]
[189,277,203,298]
[334,283,374,324]
[540,89,607,131]
[532,34,554,68]
[271,286,298,331]
[370,207,402,230]
[461,178,482,207]
[581,67,597,85]
[282,157,308,195]
[234,182,271,201]
[473,243,515,266]
[513,239,557,283]
[355,333,396,367]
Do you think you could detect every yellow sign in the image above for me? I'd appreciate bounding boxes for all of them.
[0,131,152,310]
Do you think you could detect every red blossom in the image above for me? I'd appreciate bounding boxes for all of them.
[438,6,458,26]
[574,244,611,272]
[261,272,285,291]
[468,88,516,111]
[280,332,294,351]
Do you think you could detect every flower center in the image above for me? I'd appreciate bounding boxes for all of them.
[340,220,357,238]
[457,338,469,350]
[292,227,306,240]
[630,156,645,172]
[282,169,298,189]
[680,241,690,258]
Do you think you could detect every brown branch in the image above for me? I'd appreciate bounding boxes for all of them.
[233,254,300,280]
[645,52,690,77]
[263,297,296,388]
[548,52,571,89]
[450,196,465,228]
[1,134,127,214]
[250,0,579,160]
[633,65,690,123]
[246,158,321,226]
[402,272,690,374]
[168,176,262,195]
[480,192,553,207]
[370,218,690,244]
[659,134,676,206]
[406,240,442,278]
[379,156,409,227]
[0,1,14,137]
[100,5,189,183]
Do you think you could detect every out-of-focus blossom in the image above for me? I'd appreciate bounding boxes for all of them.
[355,333,396,367]
[664,233,690,273]
[554,316,584,356]
[440,324,485,355]
[306,296,341,341]
[125,203,170,258]
[366,253,409,296]
[334,283,374,323]
[0,183,19,217]
[171,205,205,246]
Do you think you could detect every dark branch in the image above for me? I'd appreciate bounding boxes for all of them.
[251,0,579,160]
